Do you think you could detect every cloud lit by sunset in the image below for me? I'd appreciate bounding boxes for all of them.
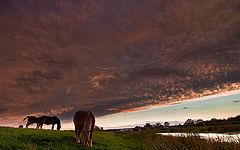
[0,0,240,129]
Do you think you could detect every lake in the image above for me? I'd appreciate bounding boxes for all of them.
[157,132,240,142]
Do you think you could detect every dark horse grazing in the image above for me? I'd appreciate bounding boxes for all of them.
[37,116,61,130]
[74,111,95,147]
[23,115,61,130]
[23,116,39,128]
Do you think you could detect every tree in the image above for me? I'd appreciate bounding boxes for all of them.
[154,122,163,128]
[134,126,142,131]
[184,119,195,126]
[210,118,216,125]
[196,119,205,126]
[94,125,103,131]
[164,122,170,128]
[144,123,153,129]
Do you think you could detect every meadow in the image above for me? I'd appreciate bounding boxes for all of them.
[0,127,240,150]
[0,127,138,150]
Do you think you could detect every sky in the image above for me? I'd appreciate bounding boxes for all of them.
[19,90,240,130]
[0,0,240,129]
[95,90,240,129]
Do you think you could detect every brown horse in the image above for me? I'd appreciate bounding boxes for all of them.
[37,116,61,130]
[74,111,95,147]
[23,116,39,128]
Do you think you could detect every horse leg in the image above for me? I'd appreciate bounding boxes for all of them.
[82,131,87,146]
[37,122,42,129]
[79,131,82,144]
[87,132,90,147]
[89,131,93,147]
[52,124,54,130]
[75,128,80,143]
[84,131,90,147]
[26,122,30,128]
[36,123,39,129]
[79,127,84,144]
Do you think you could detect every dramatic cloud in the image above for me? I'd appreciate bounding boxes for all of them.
[0,0,240,122]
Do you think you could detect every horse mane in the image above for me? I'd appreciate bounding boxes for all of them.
[23,116,29,121]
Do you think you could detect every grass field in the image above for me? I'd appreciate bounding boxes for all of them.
[0,127,138,150]
[0,127,240,150]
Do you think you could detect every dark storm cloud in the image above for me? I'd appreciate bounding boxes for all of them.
[0,0,240,121]
[57,96,151,120]
[23,51,76,67]
[14,69,63,93]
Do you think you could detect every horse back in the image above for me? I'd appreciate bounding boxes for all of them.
[74,111,87,129]
[74,111,95,131]
[39,116,59,125]
[27,116,38,123]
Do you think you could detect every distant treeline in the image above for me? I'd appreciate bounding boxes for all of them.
[132,115,240,131]
[182,115,240,127]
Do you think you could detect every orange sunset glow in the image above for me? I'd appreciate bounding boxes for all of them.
[0,0,240,130]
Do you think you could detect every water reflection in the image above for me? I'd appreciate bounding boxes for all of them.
[157,133,240,142]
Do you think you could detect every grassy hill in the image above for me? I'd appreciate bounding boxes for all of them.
[0,127,139,150]
[0,127,240,150]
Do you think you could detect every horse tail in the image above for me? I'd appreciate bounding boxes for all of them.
[89,117,95,138]
[23,116,29,121]
[89,111,95,147]
[91,111,95,132]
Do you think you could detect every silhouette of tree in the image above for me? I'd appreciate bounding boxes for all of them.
[196,119,205,126]
[184,119,195,126]
[154,122,163,128]
[94,125,103,131]
[164,122,170,128]
[144,123,152,129]
[134,126,142,131]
